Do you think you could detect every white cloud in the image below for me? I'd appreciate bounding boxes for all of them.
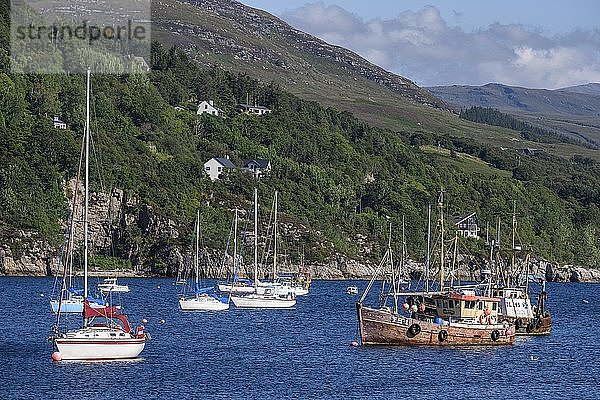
[282,3,600,88]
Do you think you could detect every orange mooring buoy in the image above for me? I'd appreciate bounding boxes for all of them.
[51,352,62,362]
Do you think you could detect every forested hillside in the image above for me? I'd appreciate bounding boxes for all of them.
[1,1,600,273]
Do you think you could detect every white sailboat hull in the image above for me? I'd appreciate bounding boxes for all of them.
[218,284,255,294]
[179,296,229,311]
[98,285,130,293]
[54,328,145,360]
[231,294,296,309]
[293,287,309,296]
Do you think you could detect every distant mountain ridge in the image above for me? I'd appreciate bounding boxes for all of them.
[427,83,600,145]
[559,83,600,96]
[427,83,600,116]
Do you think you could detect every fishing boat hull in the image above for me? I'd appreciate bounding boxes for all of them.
[231,294,296,308]
[513,315,552,336]
[54,328,145,360]
[357,303,515,346]
[179,296,229,311]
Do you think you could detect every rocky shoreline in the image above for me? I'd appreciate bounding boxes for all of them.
[1,236,599,282]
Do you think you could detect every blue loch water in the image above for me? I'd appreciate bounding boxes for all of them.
[1,278,598,399]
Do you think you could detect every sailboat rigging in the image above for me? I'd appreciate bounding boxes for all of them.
[231,189,296,308]
[179,210,230,311]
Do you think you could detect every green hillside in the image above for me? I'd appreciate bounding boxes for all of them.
[1,1,600,270]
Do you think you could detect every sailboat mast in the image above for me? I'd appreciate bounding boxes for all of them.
[438,192,444,291]
[425,204,431,293]
[254,188,258,286]
[195,209,200,289]
[511,200,516,285]
[83,67,91,326]
[233,207,238,279]
[273,190,278,280]
[388,221,398,313]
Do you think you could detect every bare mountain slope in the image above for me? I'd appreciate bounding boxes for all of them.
[151,0,450,129]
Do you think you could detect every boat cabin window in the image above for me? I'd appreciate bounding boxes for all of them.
[110,333,116,337]
[478,302,484,310]
[464,301,475,309]
[492,303,497,311]
[120,333,126,337]
[448,300,454,308]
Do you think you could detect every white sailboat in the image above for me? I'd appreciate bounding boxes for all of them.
[179,210,230,311]
[50,69,148,361]
[98,277,130,293]
[231,189,296,309]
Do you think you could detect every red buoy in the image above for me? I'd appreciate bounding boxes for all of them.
[142,318,148,324]
[351,341,359,347]
[51,352,62,362]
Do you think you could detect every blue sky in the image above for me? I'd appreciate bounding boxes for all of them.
[241,1,600,88]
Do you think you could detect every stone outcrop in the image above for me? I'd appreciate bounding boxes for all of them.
[0,231,59,276]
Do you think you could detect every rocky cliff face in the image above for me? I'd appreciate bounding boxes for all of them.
[2,184,600,282]
[0,230,58,276]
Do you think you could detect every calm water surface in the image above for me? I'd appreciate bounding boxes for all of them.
[1,278,598,399]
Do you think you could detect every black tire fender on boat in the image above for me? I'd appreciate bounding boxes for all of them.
[408,323,421,336]
[515,318,522,330]
[491,330,501,341]
[526,322,535,333]
[438,330,448,342]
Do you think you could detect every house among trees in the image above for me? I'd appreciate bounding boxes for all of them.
[452,212,480,239]
[237,103,271,115]
[197,100,224,117]
[516,148,544,156]
[50,115,67,130]
[242,159,271,178]
[204,157,236,181]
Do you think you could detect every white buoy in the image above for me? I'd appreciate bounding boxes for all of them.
[40,293,45,297]
[351,341,359,347]
[583,299,589,304]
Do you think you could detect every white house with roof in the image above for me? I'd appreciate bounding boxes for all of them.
[50,115,67,130]
[204,157,236,181]
[242,159,271,178]
[197,100,224,117]
[237,103,271,115]
[452,212,480,239]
